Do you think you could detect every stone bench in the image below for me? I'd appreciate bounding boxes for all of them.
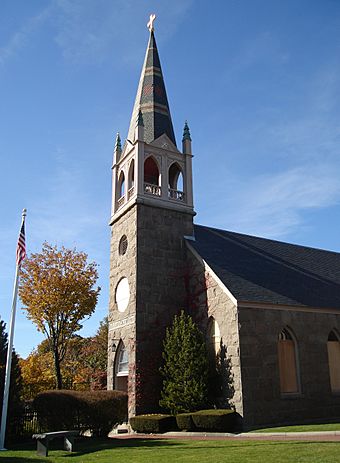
[32,430,79,457]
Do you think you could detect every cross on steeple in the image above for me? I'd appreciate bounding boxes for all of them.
[147,14,156,32]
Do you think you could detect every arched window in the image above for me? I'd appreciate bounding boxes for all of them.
[278,327,300,394]
[128,160,135,191]
[327,330,340,393]
[144,157,159,185]
[116,343,128,375]
[168,163,184,200]
[208,317,221,355]
[168,163,183,191]
[115,341,128,392]
[177,172,184,192]
[118,171,125,199]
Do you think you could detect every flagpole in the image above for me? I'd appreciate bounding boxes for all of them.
[0,208,26,451]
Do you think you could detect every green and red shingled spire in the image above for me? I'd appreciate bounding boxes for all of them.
[127,15,176,146]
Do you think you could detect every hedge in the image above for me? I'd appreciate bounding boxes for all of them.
[33,390,127,436]
[192,409,237,432]
[176,412,196,431]
[130,414,177,433]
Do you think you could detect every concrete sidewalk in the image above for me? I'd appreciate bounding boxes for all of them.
[111,430,340,442]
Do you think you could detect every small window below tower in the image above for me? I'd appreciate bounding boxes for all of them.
[115,341,128,392]
[116,344,128,375]
[168,163,184,201]
[118,235,128,255]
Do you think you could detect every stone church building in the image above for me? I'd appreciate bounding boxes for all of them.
[107,23,340,429]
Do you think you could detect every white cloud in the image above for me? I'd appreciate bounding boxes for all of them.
[203,162,340,239]
[199,62,340,237]
[53,0,194,65]
[0,0,194,68]
[263,63,340,163]
[14,146,110,292]
[0,5,53,67]
[198,53,340,239]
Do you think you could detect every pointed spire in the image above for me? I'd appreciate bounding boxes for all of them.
[135,110,144,141]
[137,110,144,127]
[115,132,122,151]
[127,26,176,146]
[182,120,192,155]
[114,132,122,162]
[182,120,191,141]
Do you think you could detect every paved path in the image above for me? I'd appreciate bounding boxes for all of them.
[112,431,340,442]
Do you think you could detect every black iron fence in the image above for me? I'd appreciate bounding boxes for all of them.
[9,411,42,441]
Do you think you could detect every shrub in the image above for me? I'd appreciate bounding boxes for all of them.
[33,390,127,436]
[130,414,177,433]
[160,311,209,414]
[176,413,196,431]
[191,409,237,432]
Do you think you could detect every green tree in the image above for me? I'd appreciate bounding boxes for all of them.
[160,311,209,414]
[0,319,23,436]
[19,243,100,389]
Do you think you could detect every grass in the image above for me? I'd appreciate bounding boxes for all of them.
[251,423,340,433]
[1,437,340,463]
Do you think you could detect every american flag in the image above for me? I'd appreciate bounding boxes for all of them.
[16,220,26,266]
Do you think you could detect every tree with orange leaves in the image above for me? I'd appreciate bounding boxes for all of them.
[19,243,100,389]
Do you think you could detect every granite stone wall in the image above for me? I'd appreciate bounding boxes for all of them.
[238,306,340,429]
[186,248,244,419]
[108,205,138,417]
[109,201,195,416]
[134,203,194,414]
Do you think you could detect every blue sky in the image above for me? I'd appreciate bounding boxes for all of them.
[1,0,340,357]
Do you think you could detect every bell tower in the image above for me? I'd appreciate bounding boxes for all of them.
[108,16,195,416]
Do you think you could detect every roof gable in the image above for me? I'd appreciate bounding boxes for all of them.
[149,133,179,153]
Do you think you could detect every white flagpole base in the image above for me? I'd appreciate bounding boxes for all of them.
[0,448,8,451]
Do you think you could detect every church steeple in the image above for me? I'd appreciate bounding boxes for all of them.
[127,28,176,146]
[108,16,195,417]
[111,15,194,220]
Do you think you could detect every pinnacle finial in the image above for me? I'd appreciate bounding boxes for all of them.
[114,132,122,152]
[22,208,27,218]
[182,120,192,142]
[137,110,144,127]
[147,14,156,32]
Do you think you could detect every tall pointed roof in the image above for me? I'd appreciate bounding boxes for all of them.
[127,30,176,146]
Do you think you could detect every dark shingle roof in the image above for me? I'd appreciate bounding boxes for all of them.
[188,224,340,309]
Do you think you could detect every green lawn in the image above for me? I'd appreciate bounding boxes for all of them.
[251,423,340,433]
[1,438,340,463]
